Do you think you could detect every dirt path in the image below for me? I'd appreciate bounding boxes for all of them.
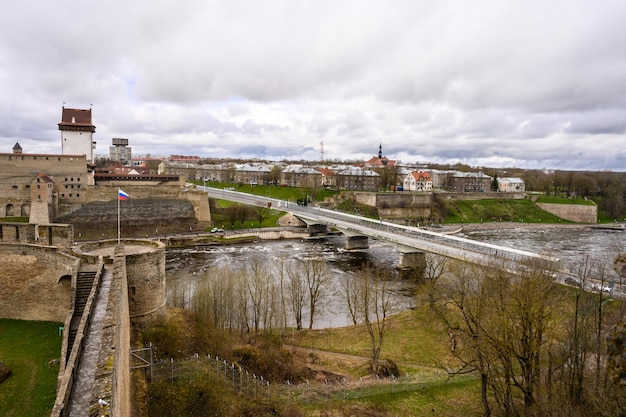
[284,344,442,374]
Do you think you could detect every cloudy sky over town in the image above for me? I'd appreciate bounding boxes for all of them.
[1,0,625,171]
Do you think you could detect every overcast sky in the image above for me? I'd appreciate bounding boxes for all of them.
[1,1,625,171]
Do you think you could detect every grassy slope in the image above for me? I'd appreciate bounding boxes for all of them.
[287,306,482,416]
[197,181,338,203]
[0,319,62,417]
[443,198,569,223]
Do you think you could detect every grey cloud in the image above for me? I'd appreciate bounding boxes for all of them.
[1,0,626,171]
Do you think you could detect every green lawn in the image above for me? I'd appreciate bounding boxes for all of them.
[196,181,338,203]
[0,319,62,417]
[286,307,482,416]
[0,217,29,223]
[444,198,568,223]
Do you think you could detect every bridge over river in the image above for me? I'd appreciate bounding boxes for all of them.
[203,186,557,270]
[203,186,626,298]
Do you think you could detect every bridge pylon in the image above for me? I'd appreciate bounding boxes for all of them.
[345,235,369,250]
[398,251,426,273]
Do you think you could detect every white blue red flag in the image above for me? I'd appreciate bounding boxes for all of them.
[118,189,129,200]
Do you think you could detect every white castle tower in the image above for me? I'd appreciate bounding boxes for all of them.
[58,106,96,163]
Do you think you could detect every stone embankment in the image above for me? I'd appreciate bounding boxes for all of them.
[457,222,590,233]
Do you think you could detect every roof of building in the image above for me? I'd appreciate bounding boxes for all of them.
[499,177,524,184]
[58,107,95,131]
[169,155,201,161]
[336,166,379,176]
[317,167,336,176]
[234,163,272,173]
[409,171,432,181]
[282,164,321,174]
[12,142,22,152]
[365,156,397,167]
[33,173,54,183]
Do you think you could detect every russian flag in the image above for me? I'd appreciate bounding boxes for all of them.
[118,189,129,200]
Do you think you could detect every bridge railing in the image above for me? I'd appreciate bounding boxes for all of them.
[296,204,556,264]
[202,186,558,264]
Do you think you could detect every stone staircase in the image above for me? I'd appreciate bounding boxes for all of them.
[66,270,97,361]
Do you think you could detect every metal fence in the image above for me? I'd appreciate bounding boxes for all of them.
[131,347,454,404]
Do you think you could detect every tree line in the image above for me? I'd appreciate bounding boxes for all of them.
[167,247,626,415]
[168,254,401,375]
[423,254,626,417]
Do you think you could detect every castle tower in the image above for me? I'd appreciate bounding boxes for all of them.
[29,173,55,224]
[58,107,96,163]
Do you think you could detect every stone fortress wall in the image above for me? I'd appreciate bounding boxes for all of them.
[0,243,79,322]
[0,152,91,220]
[0,148,210,231]
[0,237,167,416]
[73,239,168,327]
[537,202,598,223]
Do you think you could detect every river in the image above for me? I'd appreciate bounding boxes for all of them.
[166,226,625,328]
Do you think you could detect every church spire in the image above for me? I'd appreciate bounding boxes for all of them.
[378,142,382,159]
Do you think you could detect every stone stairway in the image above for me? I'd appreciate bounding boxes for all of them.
[66,270,97,361]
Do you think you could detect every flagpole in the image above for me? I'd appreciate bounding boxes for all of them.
[117,189,121,244]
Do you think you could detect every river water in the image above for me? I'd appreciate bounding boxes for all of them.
[460,226,625,270]
[166,227,625,328]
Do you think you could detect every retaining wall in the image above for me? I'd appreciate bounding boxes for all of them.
[536,202,597,223]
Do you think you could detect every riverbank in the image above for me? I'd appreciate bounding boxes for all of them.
[422,222,591,235]
[458,222,592,233]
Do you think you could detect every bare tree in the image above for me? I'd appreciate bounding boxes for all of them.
[430,260,494,417]
[272,254,290,330]
[301,256,331,329]
[243,256,273,332]
[192,266,239,330]
[359,265,395,374]
[339,272,362,325]
[286,261,307,331]
[429,258,560,417]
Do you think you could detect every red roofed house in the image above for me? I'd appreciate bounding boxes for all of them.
[317,167,337,189]
[403,171,433,192]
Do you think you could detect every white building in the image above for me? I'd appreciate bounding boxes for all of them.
[58,107,96,163]
[498,177,525,193]
[403,171,433,191]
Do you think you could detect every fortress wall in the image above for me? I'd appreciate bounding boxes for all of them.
[83,184,183,202]
[181,188,211,222]
[435,192,526,200]
[59,184,209,226]
[353,192,378,207]
[112,248,131,417]
[0,154,90,216]
[536,203,597,223]
[0,222,74,247]
[0,244,79,322]
[97,246,131,417]
[77,239,167,329]
[353,191,525,210]
[126,243,168,328]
